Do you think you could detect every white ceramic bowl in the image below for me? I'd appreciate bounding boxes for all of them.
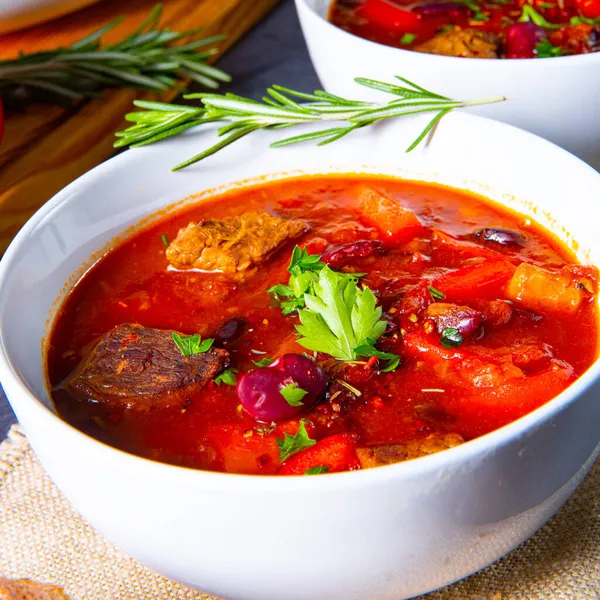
[1,114,600,600]
[0,0,103,34]
[296,0,600,170]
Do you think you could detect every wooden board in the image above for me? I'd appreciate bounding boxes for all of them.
[0,0,280,253]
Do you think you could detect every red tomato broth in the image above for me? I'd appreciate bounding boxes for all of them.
[46,176,599,475]
[329,0,600,59]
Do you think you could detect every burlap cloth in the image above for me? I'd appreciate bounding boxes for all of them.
[1,425,598,600]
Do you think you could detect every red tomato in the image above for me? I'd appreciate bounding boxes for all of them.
[356,0,422,31]
[576,0,600,18]
[279,434,361,475]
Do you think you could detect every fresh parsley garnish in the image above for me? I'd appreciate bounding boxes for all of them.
[518,5,561,28]
[276,419,316,462]
[354,338,401,372]
[160,233,169,248]
[214,368,238,386]
[304,465,330,475]
[280,383,308,406]
[400,33,417,45]
[440,328,463,349]
[252,357,274,367]
[172,333,214,357]
[268,246,363,315]
[456,0,489,21]
[570,15,600,25]
[428,285,445,301]
[295,265,387,360]
[535,39,567,57]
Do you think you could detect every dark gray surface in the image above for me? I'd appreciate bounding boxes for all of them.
[0,0,320,441]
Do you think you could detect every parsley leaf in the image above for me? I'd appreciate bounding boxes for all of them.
[428,285,445,301]
[280,383,308,406]
[535,38,567,57]
[160,233,169,248]
[296,266,387,361]
[400,33,417,45]
[304,465,330,475]
[276,419,316,462]
[288,246,325,273]
[571,15,600,25]
[252,357,274,367]
[441,328,463,349]
[518,5,561,28]
[354,340,402,372]
[214,367,238,386]
[172,333,214,357]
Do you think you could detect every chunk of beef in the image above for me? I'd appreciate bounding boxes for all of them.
[0,579,70,600]
[414,27,499,58]
[356,433,464,469]
[61,324,229,409]
[425,302,483,338]
[166,211,307,279]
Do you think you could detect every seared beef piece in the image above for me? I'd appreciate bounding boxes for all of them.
[356,433,464,469]
[414,27,499,58]
[61,324,229,409]
[166,211,307,279]
[0,578,71,600]
[425,302,483,338]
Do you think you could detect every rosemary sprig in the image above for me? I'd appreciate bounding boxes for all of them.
[0,4,230,105]
[115,76,506,171]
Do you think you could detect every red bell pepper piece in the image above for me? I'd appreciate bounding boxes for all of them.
[357,0,422,31]
[576,0,600,18]
[432,259,516,303]
[279,433,361,475]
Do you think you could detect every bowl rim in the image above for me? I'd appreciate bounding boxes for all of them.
[296,0,600,66]
[1,111,600,490]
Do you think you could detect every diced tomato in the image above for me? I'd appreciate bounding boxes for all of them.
[356,0,422,31]
[576,0,600,18]
[433,259,516,303]
[506,263,589,315]
[279,433,361,475]
[352,185,425,245]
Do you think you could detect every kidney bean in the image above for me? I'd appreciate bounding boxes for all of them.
[236,354,327,422]
[215,318,245,344]
[425,302,483,338]
[473,227,527,247]
[505,22,546,59]
[412,2,470,18]
[320,240,384,269]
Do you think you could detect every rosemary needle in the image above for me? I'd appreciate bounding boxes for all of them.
[0,4,230,106]
[115,76,506,171]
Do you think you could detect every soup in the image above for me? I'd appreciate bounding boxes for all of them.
[329,0,600,58]
[47,176,598,475]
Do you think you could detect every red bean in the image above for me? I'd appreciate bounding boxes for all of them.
[425,303,483,338]
[505,22,546,59]
[236,354,327,422]
[412,2,470,19]
[473,228,526,247]
[320,240,383,268]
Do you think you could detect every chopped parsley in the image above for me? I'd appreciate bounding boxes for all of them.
[354,339,402,372]
[304,465,330,475]
[252,357,274,367]
[428,285,445,301]
[400,33,417,45]
[570,15,600,25]
[535,39,567,57]
[214,368,238,386]
[441,328,463,349]
[280,383,308,406]
[172,333,214,357]
[518,5,561,28]
[276,419,316,462]
[160,233,169,247]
